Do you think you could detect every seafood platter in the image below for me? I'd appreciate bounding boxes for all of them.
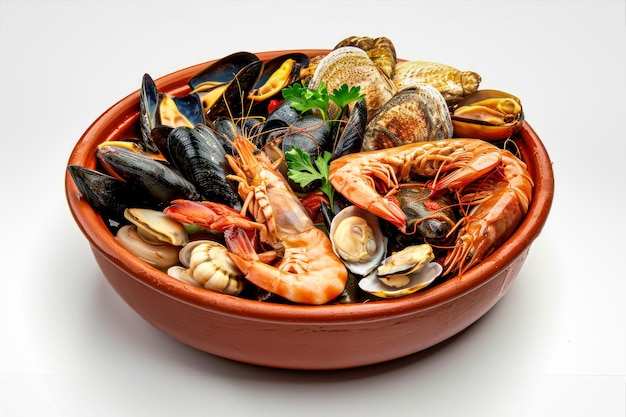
[65,36,554,369]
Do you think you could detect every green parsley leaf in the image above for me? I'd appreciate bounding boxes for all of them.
[285,147,334,209]
[282,82,330,120]
[329,84,365,110]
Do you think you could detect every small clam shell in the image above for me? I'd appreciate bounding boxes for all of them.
[308,46,396,122]
[115,224,181,270]
[393,60,481,105]
[358,262,442,299]
[361,85,453,151]
[124,207,189,246]
[376,244,435,278]
[329,205,387,276]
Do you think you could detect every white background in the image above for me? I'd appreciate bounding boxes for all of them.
[1,1,625,416]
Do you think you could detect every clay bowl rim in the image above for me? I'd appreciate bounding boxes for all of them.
[65,49,554,325]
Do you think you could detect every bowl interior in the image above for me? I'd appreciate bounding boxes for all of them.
[65,50,555,323]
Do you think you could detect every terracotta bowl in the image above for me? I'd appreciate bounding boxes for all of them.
[65,50,554,370]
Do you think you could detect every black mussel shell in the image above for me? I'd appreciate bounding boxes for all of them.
[188,51,259,91]
[166,126,242,210]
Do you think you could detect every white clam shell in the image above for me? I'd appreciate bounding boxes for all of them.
[358,262,443,299]
[124,207,189,246]
[329,205,387,276]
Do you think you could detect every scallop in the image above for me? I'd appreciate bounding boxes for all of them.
[329,205,387,276]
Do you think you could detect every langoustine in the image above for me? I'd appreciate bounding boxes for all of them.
[328,138,533,275]
[221,135,348,305]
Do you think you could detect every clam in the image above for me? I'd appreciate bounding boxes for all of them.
[334,36,397,79]
[307,46,396,122]
[170,240,245,296]
[361,84,453,151]
[329,205,387,276]
[123,207,189,246]
[451,89,524,141]
[392,60,481,106]
[115,224,181,271]
[358,244,442,299]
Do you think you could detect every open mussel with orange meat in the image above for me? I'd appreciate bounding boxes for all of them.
[450,89,524,141]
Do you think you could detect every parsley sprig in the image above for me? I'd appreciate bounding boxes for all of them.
[282,82,364,121]
[285,147,334,209]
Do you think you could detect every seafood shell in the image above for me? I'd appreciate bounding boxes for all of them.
[334,36,397,79]
[396,185,457,245]
[393,60,481,105]
[361,84,453,151]
[329,205,387,276]
[376,244,435,279]
[123,207,189,247]
[248,52,310,102]
[451,89,524,140]
[171,240,245,296]
[115,224,181,270]
[308,46,396,122]
[359,244,441,298]
[358,262,442,299]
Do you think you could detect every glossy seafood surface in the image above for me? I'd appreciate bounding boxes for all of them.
[65,46,554,369]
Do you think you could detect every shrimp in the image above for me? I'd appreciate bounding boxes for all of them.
[328,139,503,232]
[443,150,533,275]
[223,135,348,305]
[328,138,533,275]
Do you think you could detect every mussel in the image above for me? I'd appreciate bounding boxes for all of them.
[248,52,310,103]
[190,54,264,119]
[394,184,457,247]
[166,125,242,211]
[139,73,160,152]
[95,145,201,204]
[451,89,524,141]
[67,165,160,222]
[331,98,367,160]
[156,92,205,129]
